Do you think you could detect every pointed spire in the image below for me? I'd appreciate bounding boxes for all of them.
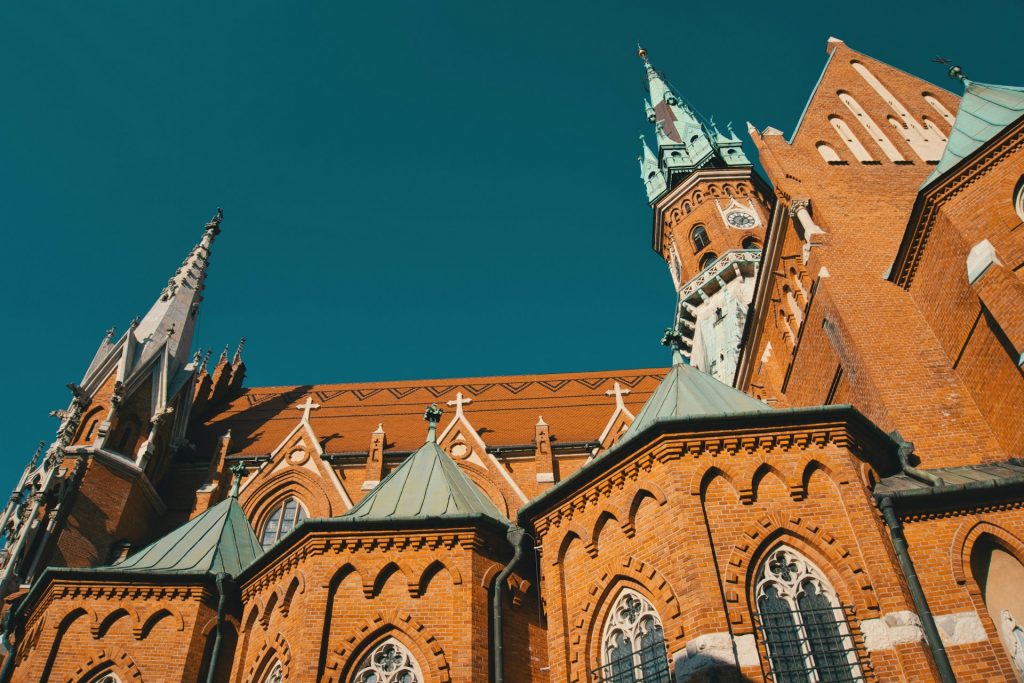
[132,208,223,370]
[232,337,246,364]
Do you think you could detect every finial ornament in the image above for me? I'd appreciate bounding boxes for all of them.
[228,461,246,498]
[105,326,117,341]
[206,207,224,235]
[637,44,648,62]
[661,327,688,366]
[933,56,966,83]
[423,403,443,442]
[233,337,246,364]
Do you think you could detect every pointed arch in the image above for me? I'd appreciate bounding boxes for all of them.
[41,608,87,683]
[417,559,461,598]
[554,527,585,566]
[590,509,624,557]
[280,571,305,616]
[62,648,144,683]
[325,612,449,683]
[952,519,1024,587]
[796,458,838,500]
[370,561,412,598]
[749,462,790,503]
[137,608,182,639]
[693,464,741,501]
[241,467,332,534]
[624,485,668,537]
[93,608,136,639]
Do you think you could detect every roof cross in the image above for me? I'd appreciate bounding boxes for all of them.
[295,396,321,423]
[605,382,631,410]
[446,392,472,417]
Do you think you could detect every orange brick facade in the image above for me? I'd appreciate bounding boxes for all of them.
[1,38,1023,683]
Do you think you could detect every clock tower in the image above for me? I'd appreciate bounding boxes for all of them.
[637,46,771,384]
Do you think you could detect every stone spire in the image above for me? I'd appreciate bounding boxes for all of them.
[132,209,223,370]
[639,134,667,202]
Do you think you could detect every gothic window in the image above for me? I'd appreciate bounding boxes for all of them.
[1015,176,1024,223]
[742,236,761,250]
[691,225,710,252]
[816,142,843,164]
[259,497,308,549]
[698,252,718,271]
[828,116,873,163]
[969,534,1024,679]
[262,660,283,683]
[89,674,122,683]
[354,637,423,683]
[837,91,904,162]
[596,588,670,683]
[754,546,862,683]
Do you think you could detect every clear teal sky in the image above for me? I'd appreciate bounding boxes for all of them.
[1,1,1020,493]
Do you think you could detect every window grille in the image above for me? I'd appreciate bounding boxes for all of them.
[754,547,864,683]
[594,589,671,683]
[262,661,283,683]
[691,225,710,252]
[260,498,308,549]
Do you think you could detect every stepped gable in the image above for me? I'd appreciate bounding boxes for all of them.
[111,495,261,576]
[189,367,665,457]
[344,410,508,523]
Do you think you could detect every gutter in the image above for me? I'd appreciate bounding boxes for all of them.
[204,572,230,683]
[492,525,525,683]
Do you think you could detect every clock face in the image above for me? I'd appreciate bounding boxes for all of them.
[726,211,757,228]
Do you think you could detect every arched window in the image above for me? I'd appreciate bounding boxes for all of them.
[260,497,308,549]
[1015,176,1024,223]
[816,142,843,164]
[262,660,283,683]
[690,225,710,252]
[597,588,670,682]
[698,252,718,271]
[970,535,1024,678]
[89,674,122,683]
[754,546,861,683]
[837,91,904,162]
[829,116,873,163]
[742,236,761,250]
[354,637,423,683]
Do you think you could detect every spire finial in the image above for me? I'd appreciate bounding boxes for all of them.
[424,403,443,443]
[232,337,246,364]
[105,326,117,341]
[228,460,246,498]
[206,207,224,235]
[637,44,648,62]
[218,345,229,365]
[661,327,688,366]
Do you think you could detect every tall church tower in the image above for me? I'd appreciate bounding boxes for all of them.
[638,47,772,383]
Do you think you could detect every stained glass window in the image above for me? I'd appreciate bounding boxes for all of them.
[354,637,423,683]
[594,588,670,683]
[754,546,862,683]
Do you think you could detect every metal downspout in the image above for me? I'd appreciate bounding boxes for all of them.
[492,525,525,683]
[0,604,21,683]
[878,497,956,683]
[205,572,230,683]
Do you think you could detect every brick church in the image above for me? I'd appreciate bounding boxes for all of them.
[0,37,1022,683]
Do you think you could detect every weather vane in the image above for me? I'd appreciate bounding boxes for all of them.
[933,56,966,82]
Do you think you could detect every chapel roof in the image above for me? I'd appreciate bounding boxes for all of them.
[343,421,509,524]
[111,494,262,576]
[190,368,666,458]
[923,80,1024,187]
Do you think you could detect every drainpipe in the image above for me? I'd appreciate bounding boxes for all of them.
[492,525,525,683]
[877,497,956,683]
[891,431,945,487]
[204,572,230,683]
[0,604,21,683]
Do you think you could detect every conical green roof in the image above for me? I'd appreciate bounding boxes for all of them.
[344,436,508,523]
[622,361,771,440]
[924,80,1024,187]
[112,495,262,576]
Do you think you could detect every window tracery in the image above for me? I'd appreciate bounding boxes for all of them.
[262,660,283,683]
[1015,177,1024,223]
[260,497,308,549]
[89,674,122,683]
[597,588,670,683]
[354,637,423,683]
[754,546,861,683]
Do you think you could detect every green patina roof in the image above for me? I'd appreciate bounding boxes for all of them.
[344,436,508,524]
[112,495,262,576]
[923,80,1024,187]
[621,361,772,441]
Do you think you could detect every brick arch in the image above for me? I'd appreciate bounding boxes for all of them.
[92,607,140,638]
[416,559,462,598]
[459,461,512,518]
[574,557,683,683]
[623,483,668,538]
[135,607,184,639]
[323,610,451,683]
[368,561,414,598]
[794,457,840,500]
[588,508,625,558]
[951,518,1024,588]
[280,570,305,616]
[241,467,334,528]
[243,632,293,683]
[723,513,877,632]
[691,464,741,500]
[553,526,586,566]
[63,648,144,683]
[39,608,87,680]
[747,461,792,503]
